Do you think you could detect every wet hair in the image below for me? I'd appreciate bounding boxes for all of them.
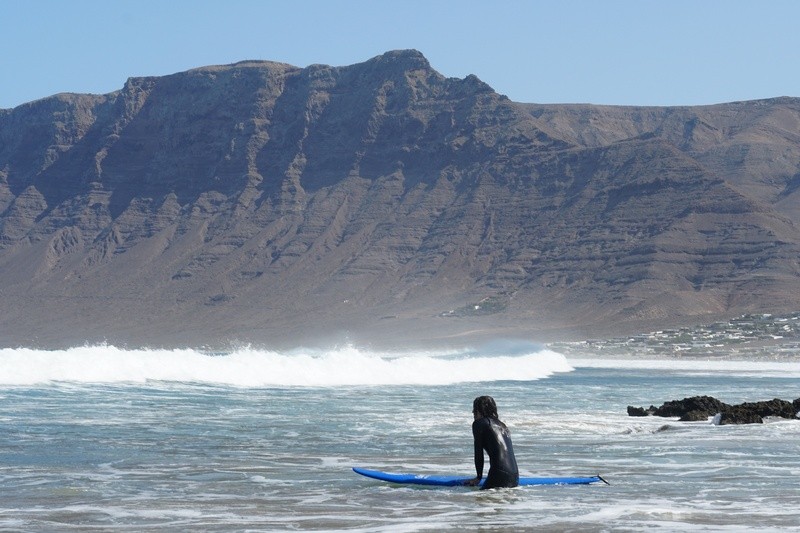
[473,395,499,419]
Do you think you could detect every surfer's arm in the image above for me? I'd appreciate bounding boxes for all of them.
[472,420,484,479]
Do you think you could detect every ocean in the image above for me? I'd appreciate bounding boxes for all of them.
[1,343,799,532]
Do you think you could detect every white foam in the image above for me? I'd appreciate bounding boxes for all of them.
[567,357,800,377]
[0,345,573,387]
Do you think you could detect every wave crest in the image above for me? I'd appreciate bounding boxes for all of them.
[0,344,573,387]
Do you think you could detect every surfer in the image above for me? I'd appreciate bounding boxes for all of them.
[466,395,519,489]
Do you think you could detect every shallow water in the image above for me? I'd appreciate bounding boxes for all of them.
[0,346,798,531]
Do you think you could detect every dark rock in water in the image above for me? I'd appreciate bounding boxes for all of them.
[679,410,711,422]
[652,396,730,418]
[736,399,795,419]
[719,407,763,425]
[627,406,649,417]
[627,404,658,416]
[628,395,800,424]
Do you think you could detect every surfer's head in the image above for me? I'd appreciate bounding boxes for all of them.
[473,395,499,419]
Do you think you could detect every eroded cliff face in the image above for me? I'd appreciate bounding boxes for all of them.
[1,50,799,348]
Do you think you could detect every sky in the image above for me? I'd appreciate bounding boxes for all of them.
[2,0,799,109]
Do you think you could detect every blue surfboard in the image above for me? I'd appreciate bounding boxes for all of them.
[353,467,607,487]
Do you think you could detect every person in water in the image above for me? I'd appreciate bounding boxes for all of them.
[466,395,519,489]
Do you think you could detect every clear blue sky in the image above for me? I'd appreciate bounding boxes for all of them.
[2,0,799,109]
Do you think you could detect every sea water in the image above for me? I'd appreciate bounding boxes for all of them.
[1,344,799,531]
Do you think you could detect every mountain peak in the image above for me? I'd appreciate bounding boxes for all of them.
[363,49,431,70]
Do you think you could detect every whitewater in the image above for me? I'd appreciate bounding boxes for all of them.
[0,344,573,387]
[1,343,799,531]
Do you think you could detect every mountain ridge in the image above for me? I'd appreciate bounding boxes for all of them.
[1,50,799,349]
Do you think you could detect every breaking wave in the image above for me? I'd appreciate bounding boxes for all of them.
[0,343,573,387]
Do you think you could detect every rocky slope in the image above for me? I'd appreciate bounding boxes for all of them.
[1,50,799,348]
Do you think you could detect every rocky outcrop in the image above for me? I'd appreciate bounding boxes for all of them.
[627,396,800,425]
[2,50,800,348]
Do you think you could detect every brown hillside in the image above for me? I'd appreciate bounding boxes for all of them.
[1,50,799,348]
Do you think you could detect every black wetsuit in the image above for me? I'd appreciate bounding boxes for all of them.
[472,416,519,489]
